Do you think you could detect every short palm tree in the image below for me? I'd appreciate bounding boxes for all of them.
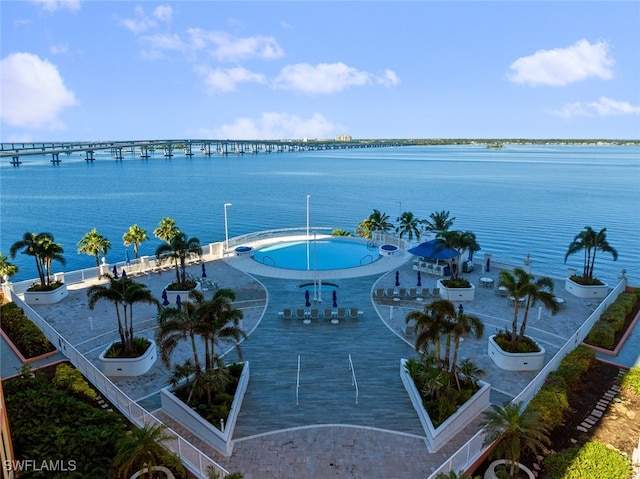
[153,217,180,244]
[436,230,479,279]
[498,268,559,345]
[88,275,159,351]
[123,224,148,259]
[356,209,393,239]
[423,210,455,233]
[10,232,54,287]
[450,311,484,376]
[482,401,550,477]
[564,226,618,282]
[78,228,111,275]
[38,236,66,287]
[396,211,422,242]
[0,253,19,281]
[330,229,352,236]
[155,231,202,289]
[112,423,174,479]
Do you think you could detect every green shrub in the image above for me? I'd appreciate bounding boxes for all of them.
[555,345,595,386]
[543,441,632,479]
[53,363,97,401]
[620,366,640,395]
[587,321,615,349]
[0,302,56,358]
[528,381,569,429]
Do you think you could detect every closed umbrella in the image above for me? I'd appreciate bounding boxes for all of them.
[161,289,169,306]
[121,269,127,279]
[332,290,337,308]
[395,271,400,286]
[176,294,182,311]
[305,289,311,307]
[202,263,207,278]
[112,265,118,278]
[486,257,491,273]
[125,249,131,266]
[417,271,422,287]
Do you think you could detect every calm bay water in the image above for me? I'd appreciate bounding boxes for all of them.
[1,144,638,286]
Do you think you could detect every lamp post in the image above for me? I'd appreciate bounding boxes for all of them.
[306,195,310,270]
[224,203,232,254]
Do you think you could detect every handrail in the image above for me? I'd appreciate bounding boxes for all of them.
[360,254,374,265]
[261,256,276,266]
[348,354,359,404]
[296,354,301,406]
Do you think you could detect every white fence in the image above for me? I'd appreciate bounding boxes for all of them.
[5,288,229,479]
[428,277,628,478]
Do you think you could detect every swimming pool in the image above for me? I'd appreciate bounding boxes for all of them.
[252,239,380,270]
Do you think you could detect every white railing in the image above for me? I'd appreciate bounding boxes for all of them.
[5,288,229,479]
[427,277,628,478]
[348,354,359,405]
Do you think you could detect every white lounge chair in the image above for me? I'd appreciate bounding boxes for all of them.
[282,308,292,320]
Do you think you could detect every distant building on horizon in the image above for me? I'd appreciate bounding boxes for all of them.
[335,135,352,142]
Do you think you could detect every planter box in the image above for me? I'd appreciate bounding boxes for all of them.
[164,282,202,306]
[160,361,250,456]
[400,358,491,452]
[437,279,475,301]
[484,460,535,479]
[99,339,157,377]
[487,335,545,371]
[23,283,68,305]
[565,277,610,299]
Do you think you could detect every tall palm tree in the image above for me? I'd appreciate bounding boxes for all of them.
[195,288,246,370]
[518,273,559,343]
[367,209,394,235]
[77,228,111,275]
[155,232,202,289]
[450,311,484,376]
[564,226,618,280]
[330,229,353,237]
[112,423,174,479]
[396,211,422,242]
[498,268,532,344]
[38,236,66,287]
[10,232,53,286]
[153,217,180,244]
[406,305,444,360]
[88,276,159,351]
[123,224,148,259]
[0,253,19,281]
[423,210,455,233]
[482,401,550,477]
[156,293,204,374]
[437,230,479,279]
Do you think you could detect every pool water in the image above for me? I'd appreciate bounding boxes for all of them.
[252,239,380,270]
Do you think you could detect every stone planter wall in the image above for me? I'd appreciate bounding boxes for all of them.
[400,358,491,452]
[23,282,68,305]
[160,362,250,456]
[565,277,610,299]
[437,279,475,301]
[487,335,546,371]
[164,282,202,305]
[98,339,157,377]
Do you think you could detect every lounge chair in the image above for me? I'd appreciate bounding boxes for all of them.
[323,308,333,321]
[385,288,395,298]
[432,287,440,298]
[398,288,407,300]
[310,308,319,320]
[408,288,417,300]
[295,309,306,320]
[374,288,384,298]
[349,308,360,320]
[336,308,347,320]
[282,308,292,320]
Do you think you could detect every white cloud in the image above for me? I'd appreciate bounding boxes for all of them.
[551,97,640,118]
[508,39,615,87]
[121,5,172,34]
[29,0,80,12]
[186,29,284,62]
[196,66,266,93]
[50,43,69,55]
[198,112,337,140]
[274,62,399,95]
[0,53,78,129]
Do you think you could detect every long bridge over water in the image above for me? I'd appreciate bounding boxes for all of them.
[0,139,410,166]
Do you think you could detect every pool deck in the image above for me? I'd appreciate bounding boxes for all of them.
[3,245,638,479]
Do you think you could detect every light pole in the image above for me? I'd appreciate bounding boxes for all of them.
[224,203,232,254]
[306,195,310,270]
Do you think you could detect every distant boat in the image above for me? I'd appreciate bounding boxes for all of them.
[486,142,504,150]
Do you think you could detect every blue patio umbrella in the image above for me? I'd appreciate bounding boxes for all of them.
[395,271,400,286]
[161,289,169,306]
[332,290,337,308]
[458,304,464,315]
[305,289,311,307]
[201,263,207,278]
[176,294,182,311]
[121,269,127,279]
[112,265,118,278]
[417,271,422,286]
[407,239,459,260]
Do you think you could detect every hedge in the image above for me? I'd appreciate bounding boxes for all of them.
[0,302,55,358]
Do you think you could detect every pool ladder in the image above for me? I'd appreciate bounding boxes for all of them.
[260,256,276,266]
[360,254,374,265]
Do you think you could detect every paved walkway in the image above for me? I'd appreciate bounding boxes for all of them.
[3,248,639,478]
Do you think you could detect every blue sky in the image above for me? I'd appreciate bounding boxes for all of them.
[1,1,639,141]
